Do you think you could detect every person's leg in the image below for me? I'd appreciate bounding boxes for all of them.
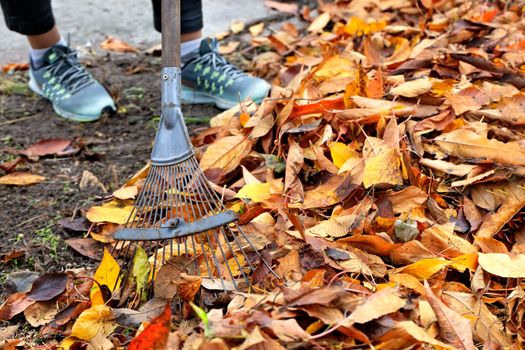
[151,0,271,109]
[152,0,203,56]
[0,0,116,122]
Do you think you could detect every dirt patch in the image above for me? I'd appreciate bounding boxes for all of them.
[0,53,220,290]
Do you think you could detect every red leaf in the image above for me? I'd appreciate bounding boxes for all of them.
[20,138,71,158]
[128,304,171,350]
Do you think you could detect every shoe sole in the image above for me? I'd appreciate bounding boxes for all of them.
[28,72,106,123]
[181,87,244,110]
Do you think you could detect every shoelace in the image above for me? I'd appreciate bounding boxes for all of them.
[195,48,246,80]
[45,50,94,95]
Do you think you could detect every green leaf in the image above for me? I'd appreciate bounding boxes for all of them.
[131,246,150,302]
[190,301,212,337]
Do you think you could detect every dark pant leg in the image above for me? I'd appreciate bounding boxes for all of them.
[152,0,203,34]
[0,0,55,35]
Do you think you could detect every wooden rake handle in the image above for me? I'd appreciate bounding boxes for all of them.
[162,0,181,69]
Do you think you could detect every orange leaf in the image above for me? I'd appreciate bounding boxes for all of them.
[338,235,394,256]
[1,62,29,73]
[128,304,171,350]
[100,37,139,53]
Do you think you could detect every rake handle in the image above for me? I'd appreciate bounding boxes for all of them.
[162,0,181,68]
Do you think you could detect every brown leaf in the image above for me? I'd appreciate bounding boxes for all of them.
[423,281,475,350]
[65,238,103,260]
[390,77,433,97]
[385,186,428,214]
[434,128,525,166]
[290,174,357,210]
[200,135,253,181]
[0,293,34,321]
[442,291,511,346]
[0,172,45,186]
[446,86,489,115]
[341,287,406,326]
[463,197,482,231]
[420,223,478,258]
[23,301,58,327]
[100,36,139,53]
[476,180,525,238]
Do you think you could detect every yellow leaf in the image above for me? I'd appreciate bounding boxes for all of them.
[344,17,386,36]
[90,249,120,305]
[363,138,402,188]
[478,253,525,278]
[236,181,283,203]
[389,273,425,294]
[450,253,479,272]
[59,337,81,350]
[249,22,264,36]
[329,142,354,168]
[200,135,253,175]
[230,21,245,34]
[398,258,451,280]
[71,305,117,341]
[113,185,138,200]
[313,55,354,80]
[85,205,134,224]
[0,172,45,186]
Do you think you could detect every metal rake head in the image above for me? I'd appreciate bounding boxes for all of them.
[112,156,277,306]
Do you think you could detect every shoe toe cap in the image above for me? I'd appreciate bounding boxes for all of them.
[243,79,271,103]
[61,84,116,121]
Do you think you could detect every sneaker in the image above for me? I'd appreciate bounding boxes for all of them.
[181,38,271,109]
[28,45,116,122]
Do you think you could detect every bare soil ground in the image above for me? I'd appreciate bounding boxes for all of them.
[0,53,219,292]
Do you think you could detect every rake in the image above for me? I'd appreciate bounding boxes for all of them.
[111,0,277,306]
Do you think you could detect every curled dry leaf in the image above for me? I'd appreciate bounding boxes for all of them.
[424,281,475,350]
[476,180,525,238]
[389,77,433,97]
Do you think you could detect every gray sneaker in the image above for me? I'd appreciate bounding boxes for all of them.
[29,45,116,122]
[181,39,270,109]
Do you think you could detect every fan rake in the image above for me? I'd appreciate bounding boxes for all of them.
[111,0,277,307]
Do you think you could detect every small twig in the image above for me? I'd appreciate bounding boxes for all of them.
[16,214,46,227]
[0,114,39,126]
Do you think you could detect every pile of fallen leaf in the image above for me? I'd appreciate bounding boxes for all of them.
[4,0,525,348]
